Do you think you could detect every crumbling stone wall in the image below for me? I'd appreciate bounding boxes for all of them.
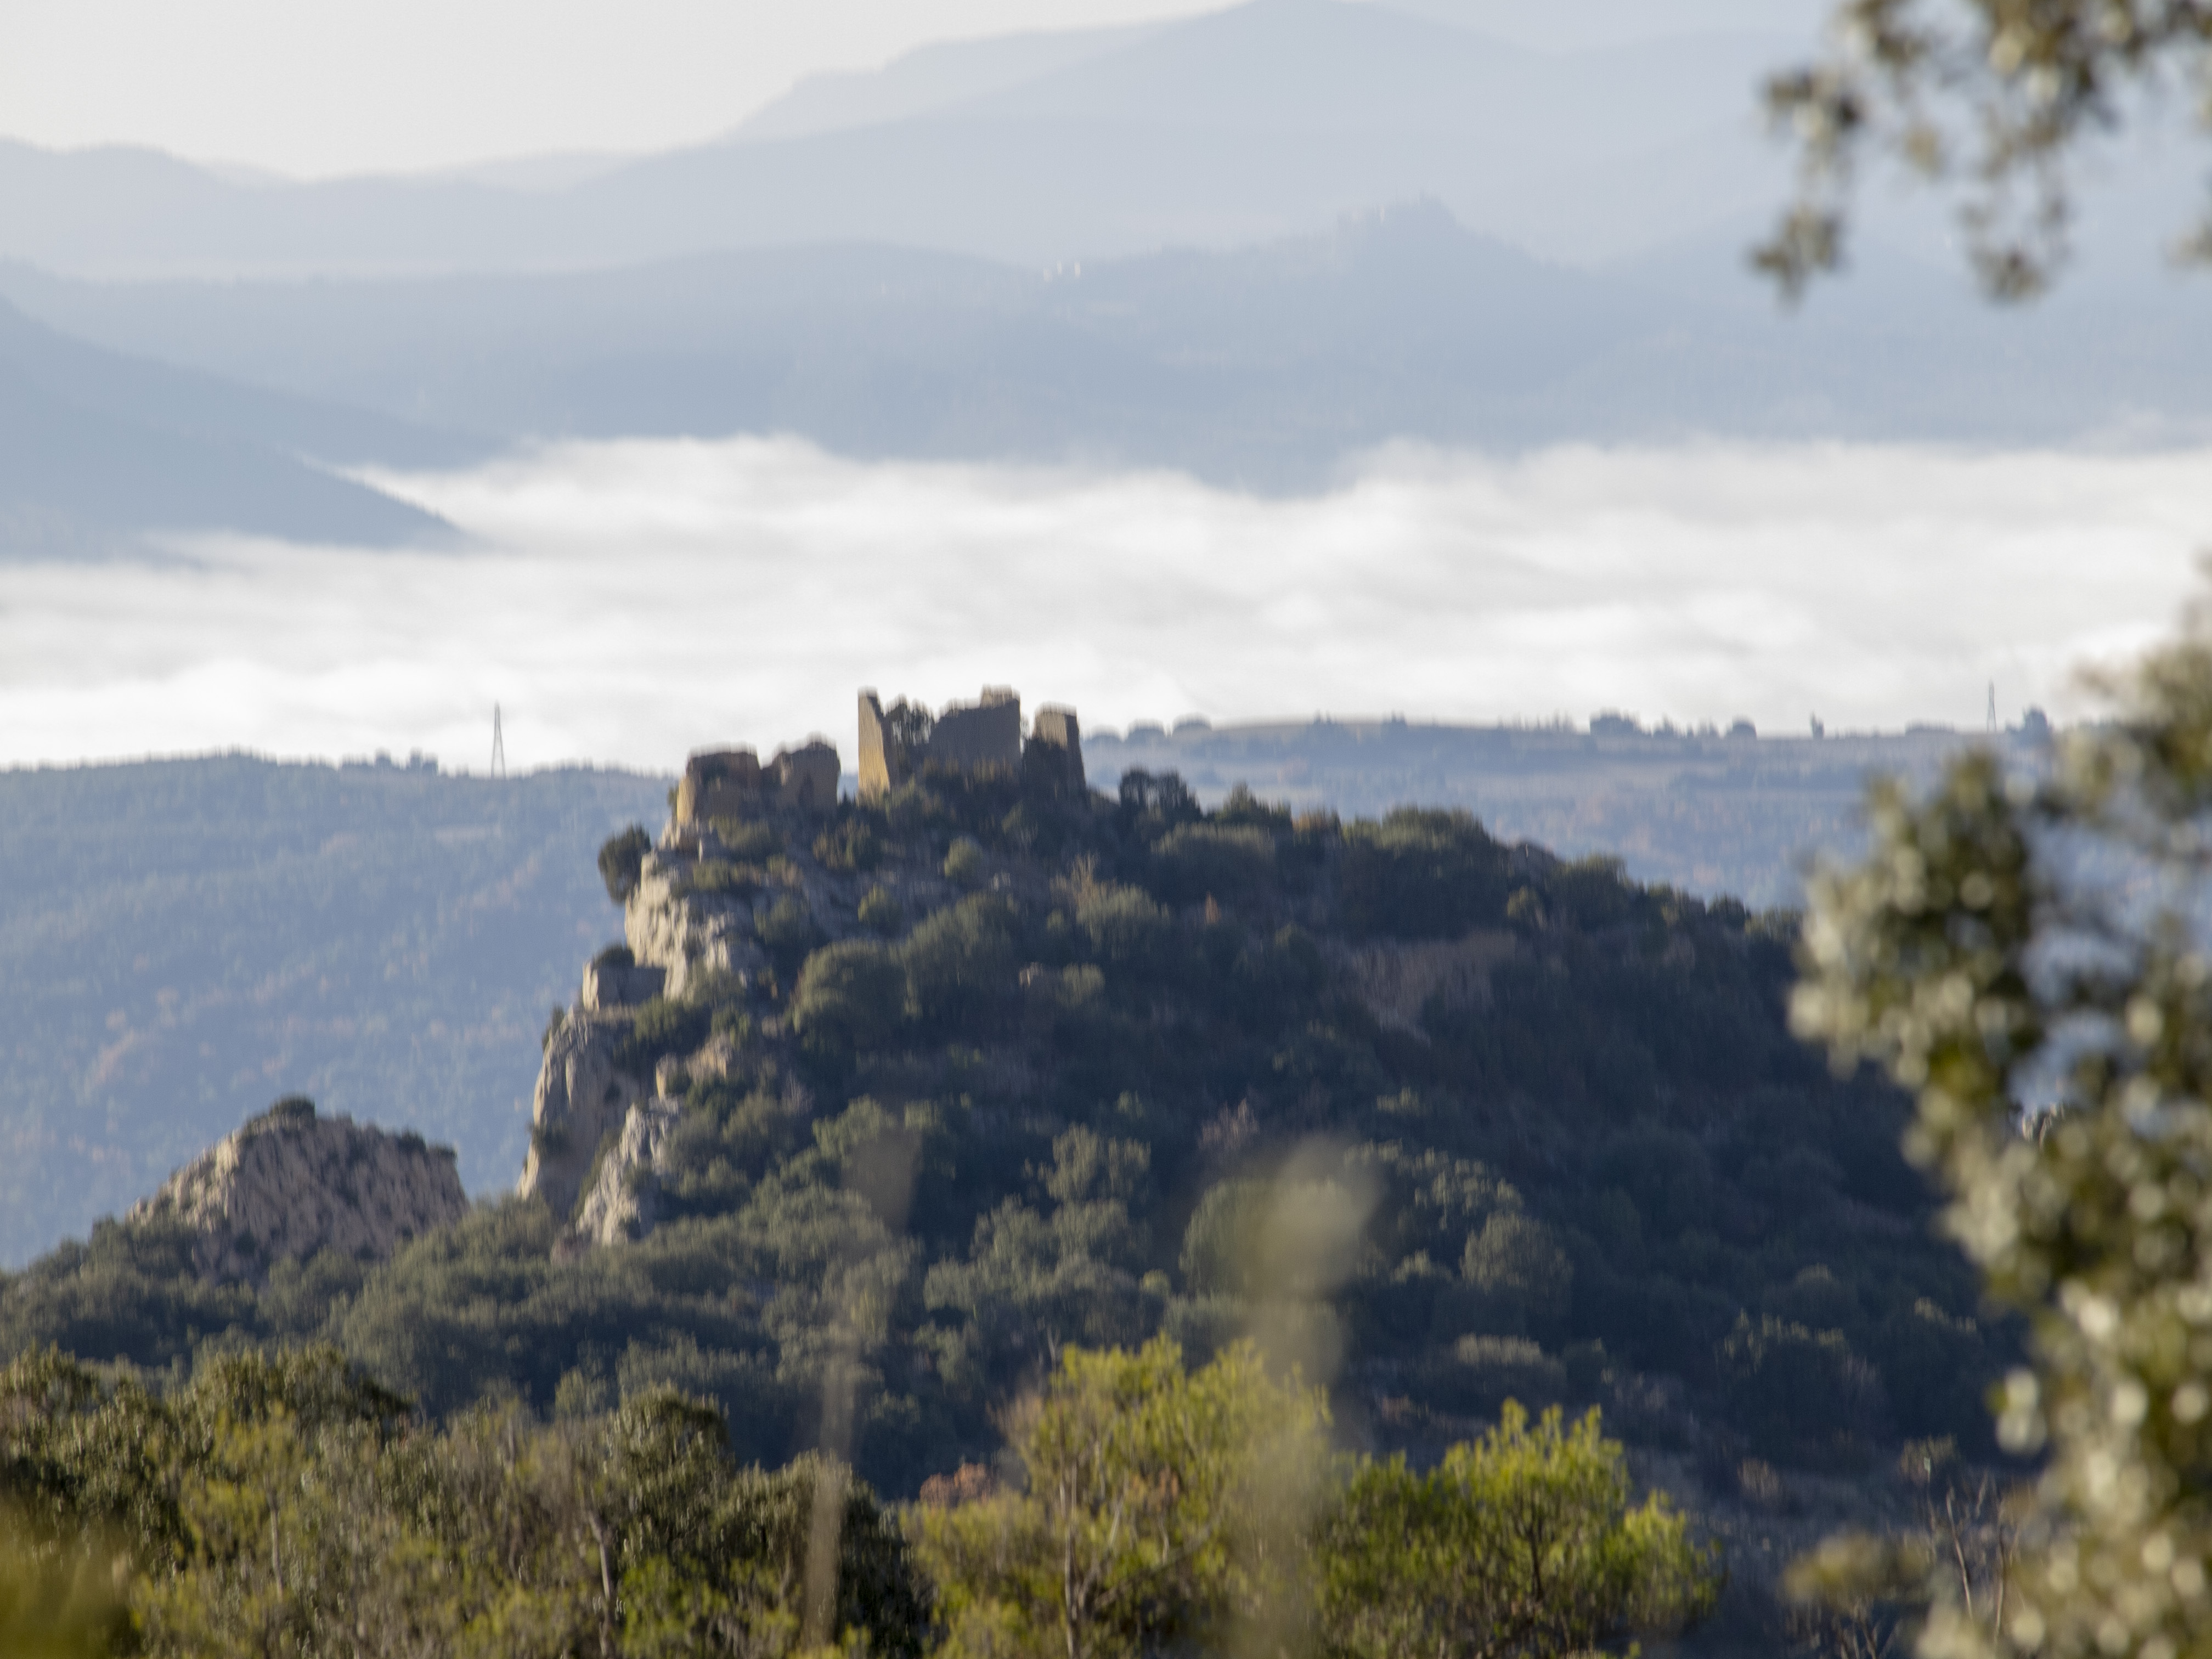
[1028,705,1085,790]
[770,740,840,810]
[858,691,903,798]
[860,686,1068,799]
[930,688,1023,770]
[675,739,840,822]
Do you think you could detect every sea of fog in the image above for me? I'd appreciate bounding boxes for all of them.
[4,436,2207,772]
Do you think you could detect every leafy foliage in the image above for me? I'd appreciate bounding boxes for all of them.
[0,1345,929,1659]
[1791,620,2212,1657]
[915,1336,1329,1659]
[1317,1401,1722,1659]
[601,825,653,905]
[1761,0,2212,297]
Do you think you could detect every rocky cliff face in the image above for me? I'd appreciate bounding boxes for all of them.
[128,1098,468,1282]
[573,1095,684,1246]
[622,832,772,1001]
[518,1011,652,1224]
[521,811,865,1245]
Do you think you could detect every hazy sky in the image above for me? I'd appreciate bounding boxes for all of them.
[0,0,1211,176]
[0,437,2197,774]
[0,0,1825,178]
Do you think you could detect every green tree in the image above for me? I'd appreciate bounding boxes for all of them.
[1316,1402,1721,1659]
[1764,0,2212,296]
[791,940,906,1069]
[600,826,652,906]
[915,1336,1330,1659]
[1792,620,2212,1657]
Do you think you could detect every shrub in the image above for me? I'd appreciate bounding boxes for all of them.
[791,941,906,1066]
[1717,1313,1887,1467]
[598,825,651,905]
[1339,809,1511,939]
[1073,881,1171,969]
[712,817,785,862]
[755,894,818,978]
[616,997,712,1077]
[1421,1333,1568,1414]
[857,887,905,936]
[900,894,1017,1032]
[1461,1212,1574,1339]
[1150,822,1274,907]
[682,859,763,898]
[814,819,883,872]
[943,837,988,887]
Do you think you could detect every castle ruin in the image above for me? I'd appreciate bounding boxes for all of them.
[674,740,840,824]
[858,687,1084,798]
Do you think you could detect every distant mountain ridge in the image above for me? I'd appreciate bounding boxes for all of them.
[8,201,2209,495]
[0,0,1808,280]
[0,297,466,552]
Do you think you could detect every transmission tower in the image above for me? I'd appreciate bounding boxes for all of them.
[491,704,507,778]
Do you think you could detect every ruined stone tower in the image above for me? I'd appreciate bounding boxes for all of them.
[857,687,1082,798]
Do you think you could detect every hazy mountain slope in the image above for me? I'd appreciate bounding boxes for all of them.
[0,2,1807,279]
[0,300,462,552]
[8,204,2210,492]
[729,20,1167,142]
[0,295,477,469]
[1383,0,1824,49]
[0,757,668,1267]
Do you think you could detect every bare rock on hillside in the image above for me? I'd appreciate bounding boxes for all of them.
[573,1096,684,1246]
[520,1010,648,1223]
[127,1097,467,1282]
[624,840,772,1000]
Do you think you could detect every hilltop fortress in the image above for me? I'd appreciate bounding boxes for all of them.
[522,682,1085,1240]
[664,688,1086,830]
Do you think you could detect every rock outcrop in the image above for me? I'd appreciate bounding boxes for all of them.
[573,1096,684,1245]
[518,1012,651,1223]
[128,1098,467,1282]
[622,830,776,1001]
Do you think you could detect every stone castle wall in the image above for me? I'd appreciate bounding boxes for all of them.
[860,686,1079,799]
[675,740,839,823]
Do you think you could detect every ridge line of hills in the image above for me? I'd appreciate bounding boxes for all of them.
[8,196,2212,541]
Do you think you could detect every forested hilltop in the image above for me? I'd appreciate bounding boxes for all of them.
[1,755,2015,1650]
[0,726,2002,1268]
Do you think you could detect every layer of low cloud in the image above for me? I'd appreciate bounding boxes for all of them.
[1,436,2204,776]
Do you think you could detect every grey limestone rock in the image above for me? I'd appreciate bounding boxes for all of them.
[573,1095,684,1246]
[127,1099,466,1282]
[518,1012,648,1223]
